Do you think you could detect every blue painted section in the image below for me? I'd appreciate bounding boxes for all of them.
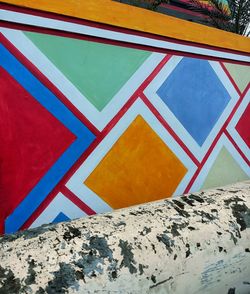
[157,57,231,146]
[0,44,96,233]
[52,212,70,223]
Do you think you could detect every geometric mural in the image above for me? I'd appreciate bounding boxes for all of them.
[0,42,96,233]
[0,5,249,234]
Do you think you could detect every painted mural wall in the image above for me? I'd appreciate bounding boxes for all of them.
[0,1,249,234]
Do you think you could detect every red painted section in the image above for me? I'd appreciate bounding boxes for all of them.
[0,67,76,229]
[236,103,250,149]
[0,33,100,233]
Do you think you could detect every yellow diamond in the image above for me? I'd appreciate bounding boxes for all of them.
[85,115,187,209]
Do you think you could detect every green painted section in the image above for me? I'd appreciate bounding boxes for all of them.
[25,32,151,111]
[224,63,250,93]
[202,147,248,190]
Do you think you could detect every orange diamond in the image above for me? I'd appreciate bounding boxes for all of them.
[85,115,187,209]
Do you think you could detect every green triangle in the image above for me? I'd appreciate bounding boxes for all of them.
[24,31,151,111]
[202,147,248,190]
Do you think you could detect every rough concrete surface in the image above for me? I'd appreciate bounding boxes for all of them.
[0,181,250,294]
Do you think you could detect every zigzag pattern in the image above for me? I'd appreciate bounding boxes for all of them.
[0,9,249,233]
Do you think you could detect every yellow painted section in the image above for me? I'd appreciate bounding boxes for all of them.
[2,0,250,53]
[85,116,187,209]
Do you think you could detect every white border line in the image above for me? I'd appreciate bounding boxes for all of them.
[66,98,197,211]
[0,9,249,62]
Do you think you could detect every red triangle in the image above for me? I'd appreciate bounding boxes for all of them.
[236,103,250,149]
[0,67,76,228]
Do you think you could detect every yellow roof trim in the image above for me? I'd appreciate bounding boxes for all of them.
[1,0,250,54]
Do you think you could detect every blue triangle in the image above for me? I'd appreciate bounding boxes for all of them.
[52,212,70,223]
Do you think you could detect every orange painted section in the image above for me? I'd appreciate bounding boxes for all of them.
[85,116,187,209]
[1,0,250,53]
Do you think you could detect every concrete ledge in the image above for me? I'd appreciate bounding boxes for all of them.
[0,181,250,294]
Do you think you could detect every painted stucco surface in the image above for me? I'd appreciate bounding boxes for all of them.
[0,181,250,293]
[0,3,249,234]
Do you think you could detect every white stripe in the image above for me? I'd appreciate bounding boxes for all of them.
[0,9,249,62]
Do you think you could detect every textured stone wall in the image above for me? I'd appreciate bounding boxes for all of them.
[0,181,250,294]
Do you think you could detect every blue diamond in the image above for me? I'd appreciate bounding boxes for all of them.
[52,212,70,223]
[157,57,230,146]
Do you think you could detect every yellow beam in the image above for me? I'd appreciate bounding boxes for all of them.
[1,0,250,54]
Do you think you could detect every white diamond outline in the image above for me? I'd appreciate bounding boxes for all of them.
[190,134,250,192]
[227,89,250,159]
[144,56,240,162]
[0,27,166,131]
[66,98,197,212]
